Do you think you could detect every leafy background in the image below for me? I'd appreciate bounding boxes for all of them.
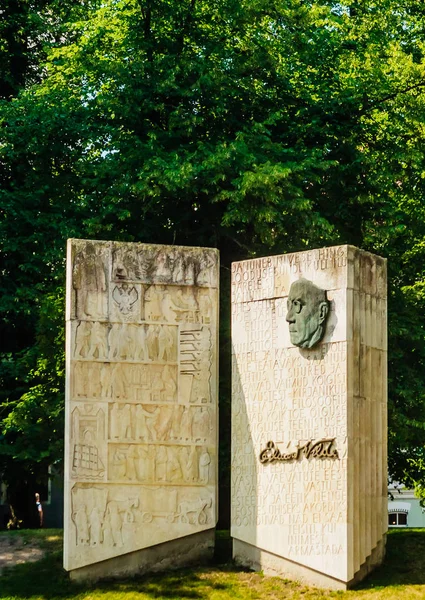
[2,0,425,522]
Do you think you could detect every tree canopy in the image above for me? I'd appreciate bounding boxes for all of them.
[2,0,425,518]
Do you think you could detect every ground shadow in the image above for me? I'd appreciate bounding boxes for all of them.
[2,529,425,599]
[0,554,235,600]
[355,529,425,589]
[0,531,239,600]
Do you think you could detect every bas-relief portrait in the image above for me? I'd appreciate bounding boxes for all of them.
[231,248,387,587]
[286,278,329,349]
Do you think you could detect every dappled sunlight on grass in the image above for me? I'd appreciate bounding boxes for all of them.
[1,529,425,599]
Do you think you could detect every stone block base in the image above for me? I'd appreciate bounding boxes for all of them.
[69,529,215,583]
[232,537,386,590]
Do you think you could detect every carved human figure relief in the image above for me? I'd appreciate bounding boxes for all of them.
[136,247,156,280]
[89,507,103,546]
[135,404,148,440]
[184,257,196,285]
[155,445,168,482]
[151,371,164,402]
[145,286,163,321]
[197,251,215,286]
[74,504,90,545]
[187,445,199,482]
[65,240,218,573]
[89,362,102,397]
[126,445,139,481]
[117,323,136,360]
[192,407,212,442]
[102,510,114,546]
[169,289,199,322]
[286,278,329,349]
[162,365,177,401]
[100,363,113,398]
[74,362,88,397]
[171,251,185,284]
[146,325,159,360]
[180,406,193,441]
[74,321,92,358]
[197,496,213,525]
[73,245,108,319]
[108,323,121,359]
[134,404,159,441]
[136,325,147,361]
[144,406,160,440]
[176,447,189,483]
[88,321,108,359]
[110,447,127,479]
[156,405,174,441]
[111,362,127,398]
[167,447,183,482]
[119,404,132,439]
[155,251,172,282]
[106,501,124,547]
[158,326,176,362]
[137,446,150,480]
[199,448,211,483]
[126,323,138,360]
[110,403,121,439]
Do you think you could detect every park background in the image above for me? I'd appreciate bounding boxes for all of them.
[2,0,425,527]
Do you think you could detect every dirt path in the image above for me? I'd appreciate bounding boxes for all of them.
[0,536,45,574]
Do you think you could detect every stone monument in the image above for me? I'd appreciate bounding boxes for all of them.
[231,245,387,589]
[64,240,219,580]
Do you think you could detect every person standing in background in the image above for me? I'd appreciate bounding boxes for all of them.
[35,492,43,528]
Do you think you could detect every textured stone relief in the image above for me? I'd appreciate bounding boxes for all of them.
[112,284,139,315]
[71,405,106,480]
[108,444,214,484]
[65,240,218,572]
[73,244,108,319]
[111,245,218,288]
[179,325,212,404]
[231,246,387,587]
[70,483,214,554]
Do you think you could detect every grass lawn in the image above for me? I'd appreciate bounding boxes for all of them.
[1,528,425,600]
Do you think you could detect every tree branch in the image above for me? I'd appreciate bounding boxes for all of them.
[176,0,196,55]
[363,80,425,114]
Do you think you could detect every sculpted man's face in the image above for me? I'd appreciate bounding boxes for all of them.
[286,279,329,349]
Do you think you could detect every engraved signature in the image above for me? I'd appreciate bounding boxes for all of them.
[259,438,339,464]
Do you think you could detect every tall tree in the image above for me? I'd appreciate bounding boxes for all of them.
[2,0,425,522]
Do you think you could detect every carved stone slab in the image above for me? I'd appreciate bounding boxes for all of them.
[64,240,219,572]
[231,246,387,589]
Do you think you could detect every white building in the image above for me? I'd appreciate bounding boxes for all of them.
[388,484,425,528]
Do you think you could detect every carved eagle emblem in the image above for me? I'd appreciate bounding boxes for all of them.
[112,284,138,314]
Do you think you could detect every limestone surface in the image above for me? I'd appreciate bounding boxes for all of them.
[231,245,387,589]
[64,240,219,572]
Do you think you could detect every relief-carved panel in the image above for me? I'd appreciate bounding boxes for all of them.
[65,240,218,572]
[112,245,218,288]
[70,483,214,553]
[70,404,107,481]
[108,403,213,444]
[72,243,109,320]
[73,321,178,363]
[108,444,214,485]
[231,246,387,585]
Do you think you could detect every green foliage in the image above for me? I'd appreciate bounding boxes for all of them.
[2,0,425,506]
